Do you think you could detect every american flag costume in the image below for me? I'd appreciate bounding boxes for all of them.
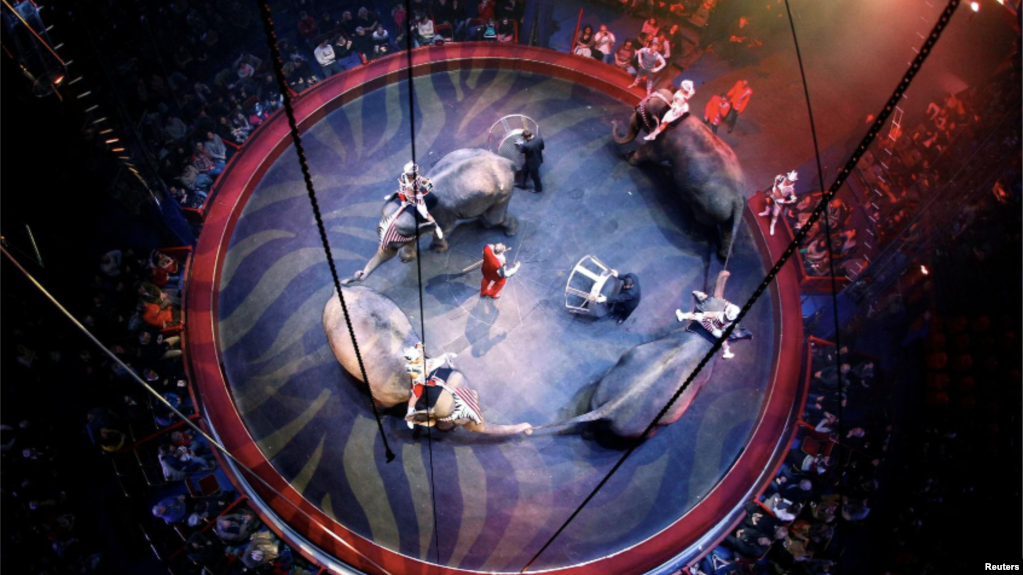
[412,369,484,426]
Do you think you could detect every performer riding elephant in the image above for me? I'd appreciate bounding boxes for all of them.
[612,89,748,259]
[404,367,531,435]
[532,271,752,438]
[344,148,519,284]
[323,285,532,436]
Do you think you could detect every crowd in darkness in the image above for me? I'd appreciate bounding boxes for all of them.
[788,63,1022,281]
[3,247,324,574]
[71,1,529,215]
[690,341,891,575]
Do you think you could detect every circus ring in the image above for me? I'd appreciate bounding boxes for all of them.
[186,44,805,575]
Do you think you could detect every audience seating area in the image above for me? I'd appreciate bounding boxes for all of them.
[687,338,891,575]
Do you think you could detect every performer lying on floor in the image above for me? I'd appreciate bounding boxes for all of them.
[676,289,744,360]
[403,343,457,428]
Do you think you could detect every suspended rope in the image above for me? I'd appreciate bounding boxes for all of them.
[254,0,395,463]
[0,247,395,575]
[782,0,852,563]
[403,0,443,564]
[520,0,961,570]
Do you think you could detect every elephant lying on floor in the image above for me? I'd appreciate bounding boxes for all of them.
[533,271,752,438]
[612,89,748,259]
[343,148,519,284]
[323,285,532,436]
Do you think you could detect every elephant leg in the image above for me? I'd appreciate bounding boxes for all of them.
[429,220,452,253]
[481,201,518,237]
[343,247,398,284]
[628,142,660,166]
[398,242,418,263]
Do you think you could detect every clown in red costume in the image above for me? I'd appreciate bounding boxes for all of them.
[480,243,520,298]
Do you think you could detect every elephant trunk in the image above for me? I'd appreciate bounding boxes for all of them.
[468,421,534,436]
[612,111,642,144]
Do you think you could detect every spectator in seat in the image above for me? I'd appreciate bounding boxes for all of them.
[496,17,515,42]
[356,7,380,33]
[726,527,774,558]
[593,25,616,64]
[641,17,660,40]
[164,116,189,143]
[614,39,637,75]
[179,162,213,193]
[314,37,342,78]
[215,511,257,542]
[481,18,498,41]
[575,25,595,57]
[391,4,407,31]
[232,112,253,140]
[435,0,456,25]
[319,11,339,32]
[185,532,219,566]
[152,494,188,524]
[372,27,391,54]
[352,27,373,59]
[204,131,228,165]
[297,11,318,43]
[478,0,496,22]
[192,142,223,178]
[340,11,357,37]
[416,13,436,46]
[653,32,671,59]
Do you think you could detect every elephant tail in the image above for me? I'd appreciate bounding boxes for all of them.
[722,195,745,268]
[612,111,641,144]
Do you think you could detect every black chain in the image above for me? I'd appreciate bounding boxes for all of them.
[256,0,395,463]
[521,0,961,570]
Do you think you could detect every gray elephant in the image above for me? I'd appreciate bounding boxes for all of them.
[534,272,752,438]
[612,89,748,259]
[323,285,532,436]
[344,148,519,284]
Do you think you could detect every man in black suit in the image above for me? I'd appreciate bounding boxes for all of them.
[597,271,640,326]
[516,129,545,193]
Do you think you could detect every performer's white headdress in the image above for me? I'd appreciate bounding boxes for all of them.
[680,79,695,97]
[403,161,418,175]
[724,303,740,322]
[785,170,798,182]
[403,345,422,362]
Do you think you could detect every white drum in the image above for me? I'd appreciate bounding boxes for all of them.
[487,115,541,166]
[565,255,620,318]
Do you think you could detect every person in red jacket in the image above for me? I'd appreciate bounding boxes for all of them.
[703,93,731,134]
[480,243,520,298]
[725,79,753,134]
[297,11,319,43]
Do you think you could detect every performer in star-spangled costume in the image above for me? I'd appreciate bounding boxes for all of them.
[379,162,443,250]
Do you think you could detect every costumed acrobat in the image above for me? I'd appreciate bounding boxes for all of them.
[758,170,798,236]
[402,343,485,430]
[382,162,443,243]
[644,80,696,141]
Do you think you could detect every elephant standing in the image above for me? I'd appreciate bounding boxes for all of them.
[533,272,752,438]
[323,285,532,435]
[344,148,519,284]
[612,89,748,259]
